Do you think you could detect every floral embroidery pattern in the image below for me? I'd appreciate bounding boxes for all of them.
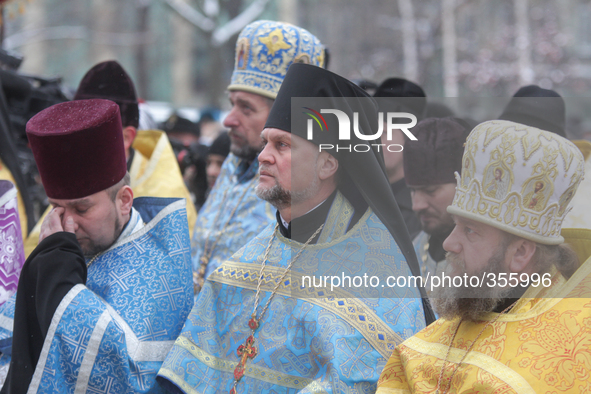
[515,309,591,391]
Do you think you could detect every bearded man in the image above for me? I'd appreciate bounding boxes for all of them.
[191,20,326,294]
[23,60,197,255]
[158,63,432,394]
[403,117,470,287]
[0,99,193,393]
[376,120,591,393]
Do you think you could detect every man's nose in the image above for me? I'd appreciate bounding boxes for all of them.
[442,225,460,254]
[258,143,275,165]
[223,107,239,128]
[411,192,428,212]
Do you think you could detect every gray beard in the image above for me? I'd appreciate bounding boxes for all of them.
[255,175,320,210]
[255,182,291,209]
[431,245,514,322]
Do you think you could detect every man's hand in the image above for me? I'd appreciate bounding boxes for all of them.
[39,208,76,243]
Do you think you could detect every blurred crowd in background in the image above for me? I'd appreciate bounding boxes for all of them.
[2,0,591,225]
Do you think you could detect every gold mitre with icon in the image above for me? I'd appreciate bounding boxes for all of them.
[448,120,585,245]
[227,20,325,99]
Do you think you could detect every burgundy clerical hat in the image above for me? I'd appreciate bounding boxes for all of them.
[26,99,126,199]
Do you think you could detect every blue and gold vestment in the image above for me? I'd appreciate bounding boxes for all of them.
[160,192,425,393]
[0,197,193,393]
[192,154,274,289]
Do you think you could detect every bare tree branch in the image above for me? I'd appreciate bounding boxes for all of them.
[211,0,271,46]
[203,0,219,17]
[515,0,533,84]
[3,26,153,50]
[162,0,215,31]
[442,0,458,96]
[398,0,418,82]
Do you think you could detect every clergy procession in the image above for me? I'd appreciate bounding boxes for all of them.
[0,13,590,394]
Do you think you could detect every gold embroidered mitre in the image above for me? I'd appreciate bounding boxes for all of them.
[227,20,325,99]
[448,120,585,245]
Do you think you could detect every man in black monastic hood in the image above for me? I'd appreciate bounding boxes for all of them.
[157,63,434,394]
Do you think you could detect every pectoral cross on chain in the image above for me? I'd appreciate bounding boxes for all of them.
[228,224,320,393]
[230,318,259,394]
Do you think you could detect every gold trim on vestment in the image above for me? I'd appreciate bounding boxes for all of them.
[171,336,324,391]
[375,387,411,394]
[209,260,404,358]
[402,336,536,394]
[317,192,354,243]
[209,193,409,358]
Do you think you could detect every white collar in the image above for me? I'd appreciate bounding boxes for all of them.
[280,198,328,228]
[117,207,145,240]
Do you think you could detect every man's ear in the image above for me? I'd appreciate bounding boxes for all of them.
[508,238,537,274]
[122,126,137,153]
[117,185,134,216]
[317,152,339,181]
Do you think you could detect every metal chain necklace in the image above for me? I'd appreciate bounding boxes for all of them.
[435,301,517,394]
[86,253,102,269]
[229,222,324,394]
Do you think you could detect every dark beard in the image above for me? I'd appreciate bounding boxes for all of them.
[431,245,513,322]
[83,216,124,258]
[231,143,260,162]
